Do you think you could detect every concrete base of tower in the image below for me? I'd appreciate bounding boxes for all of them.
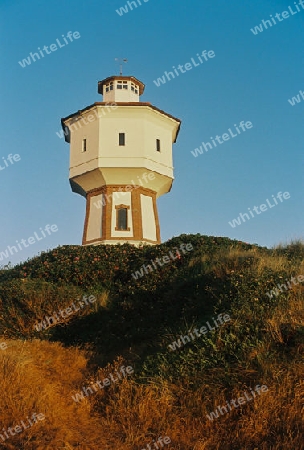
[83,240,155,247]
[82,185,161,246]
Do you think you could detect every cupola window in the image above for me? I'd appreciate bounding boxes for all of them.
[105,81,114,92]
[131,82,138,94]
[117,80,128,90]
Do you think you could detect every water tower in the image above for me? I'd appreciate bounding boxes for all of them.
[61,74,181,245]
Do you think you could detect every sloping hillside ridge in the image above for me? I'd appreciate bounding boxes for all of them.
[0,234,303,449]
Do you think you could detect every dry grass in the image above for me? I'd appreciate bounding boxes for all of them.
[190,244,304,279]
[0,240,303,449]
[188,246,295,280]
[0,282,110,338]
[0,340,104,449]
[0,337,302,449]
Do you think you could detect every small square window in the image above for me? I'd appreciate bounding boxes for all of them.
[156,139,161,152]
[119,133,125,146]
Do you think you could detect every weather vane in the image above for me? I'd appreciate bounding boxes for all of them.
[115,58,128,75]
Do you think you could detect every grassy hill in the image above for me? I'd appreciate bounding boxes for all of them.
[0,234,303,449]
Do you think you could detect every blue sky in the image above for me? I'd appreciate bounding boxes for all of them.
[1,0,303,266]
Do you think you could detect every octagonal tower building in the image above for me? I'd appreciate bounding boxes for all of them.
[61,75,181,246]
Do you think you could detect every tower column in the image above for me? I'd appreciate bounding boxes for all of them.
[131,187,143,241]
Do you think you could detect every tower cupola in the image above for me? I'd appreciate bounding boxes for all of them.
[98,75,145,103]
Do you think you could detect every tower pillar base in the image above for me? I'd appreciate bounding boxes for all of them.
[82,185,161,246]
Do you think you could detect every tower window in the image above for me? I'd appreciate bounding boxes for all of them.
[82,139,87,152]
[117,81,128,90]
[156,139,161,152]
[105,82,113,92]
[131,83,138,94]
[115,205,130,231]
[119,133,125,146]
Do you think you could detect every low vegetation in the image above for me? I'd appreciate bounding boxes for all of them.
[0,234,303,449]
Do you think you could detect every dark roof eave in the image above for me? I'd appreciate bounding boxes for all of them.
[61,102,181,142]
